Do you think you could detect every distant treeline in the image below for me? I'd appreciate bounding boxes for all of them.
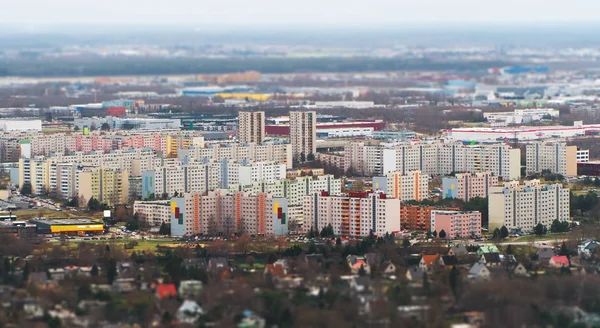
[0,57,514,77]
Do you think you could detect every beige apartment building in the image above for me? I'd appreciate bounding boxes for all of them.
[525,141,577,177]
[442,171,499,201]
[488,180,570,232]
[78,167,129,206]
[372,170,430,202]
[290,111,316,162]
[303,191,401,237]
[238,111,265,144]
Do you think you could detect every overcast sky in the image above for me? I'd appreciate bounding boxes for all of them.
[2,0,600,26]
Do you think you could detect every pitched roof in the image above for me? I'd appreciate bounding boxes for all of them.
[478,246,499,254]
[351,259,368,270]
[156,284,177,299]
[406,266,424,281]
[264,264,286,277]
[469,262,488,276]
[450,245,468,256]
[421,255,439,268]
[483,252,502,263]
[441,255,458,266]
[537,248,554,260]
[550,255,569,266]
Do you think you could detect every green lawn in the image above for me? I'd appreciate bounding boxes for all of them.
[511,233,568,243]
[68,238,184,253]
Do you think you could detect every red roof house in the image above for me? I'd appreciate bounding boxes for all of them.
[156,283,177,299]
[549,255,569,268]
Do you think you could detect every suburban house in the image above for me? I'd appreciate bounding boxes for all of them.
[481,253,502,266]
[380,261,397,276]
[513,263,529,277]
[578,240,600,257]
[468,262,491,280]
[477,246,500,256]
[350,260,371,275]
[178,280,203,299]
[448,245,468,256]
[48,268,66,281]
[156,283,177,299]
[419,254,440,272]
[537,248,555,261]
[439,255,458,268]
[405,267,425,283]
[549,255,570,268]
[208,258,229,273]
[264,263,287,277]
[176,300,203,324]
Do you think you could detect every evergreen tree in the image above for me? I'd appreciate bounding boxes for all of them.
[500,226,509,239]
[402,238,411,248]
[336,237,342,246]
[106,258,117,285]
[449,266,459,298]
[439,229,447,239]
[91,264,99,277]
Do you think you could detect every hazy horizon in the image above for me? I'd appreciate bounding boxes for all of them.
[3,0,600,27]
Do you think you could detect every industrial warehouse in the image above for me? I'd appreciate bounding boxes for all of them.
[28,218,105,235]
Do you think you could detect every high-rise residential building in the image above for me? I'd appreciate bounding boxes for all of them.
[19,157,53,194]
[133,200,171,227]
[49,162,77,199]
[78,167,129,206]
[400,205,460,231]
[141,159,286,200]
[372,170,429,202]
[227,174,342,228]
[526,141,577,176]
[488,180,569,231]
[442,171,499,201]
[303,191,400,237]
[344,141,520,180]
[170,191,288,236]
[430,210,482,239]
[290,111,316,162]
[238,111,265,144]
[577,149,590,163]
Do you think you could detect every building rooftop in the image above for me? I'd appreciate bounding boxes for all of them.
[28,217,101,226]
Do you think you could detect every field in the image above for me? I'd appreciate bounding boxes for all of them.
[511,233,569,243]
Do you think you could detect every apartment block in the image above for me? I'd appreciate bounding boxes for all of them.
[430,210,482,239]
[18,157,52,194]
[303,191,401,237]
[185,141,293,169]
[526,141,577,176]
[141,159,286,199]
[400,205,460,231]
[577,149,590,163]
[78,167,129,206]
[442,171,498,201]
[372,170,429,202]
[170,191,288,236]
[133,200,171,227]
[488,180,570,232]
[290,111,316,161]
[227,175,342,227]
[344,141,520,180]
[49,162,78,199]
[238,111,265,144]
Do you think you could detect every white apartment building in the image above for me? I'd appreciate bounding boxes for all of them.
[577,149,590,163]
[49,162,77,199]
[488,180,570,232]
[185,141,293,169]
[133,200,171,227]
[525,141,577,176]
[290,111,316,161]
[372,170,429,202]
[442,171,499,201]
[142,159,286,199]
[303,191,401,237]
[170,191,289,236]
[345,141,520,180]
[238,111,265,144]
[227,174,342,227]
[18,157,52,194]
